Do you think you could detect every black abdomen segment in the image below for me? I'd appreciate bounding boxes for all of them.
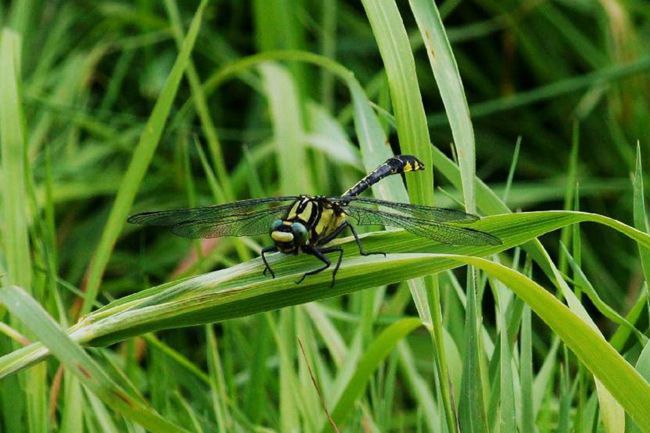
[343,155,425,197]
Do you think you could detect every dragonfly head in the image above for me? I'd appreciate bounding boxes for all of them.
[270,219,308,253]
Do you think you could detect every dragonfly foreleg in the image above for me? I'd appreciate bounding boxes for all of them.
[297,245,344,287]
[261,245,278,278]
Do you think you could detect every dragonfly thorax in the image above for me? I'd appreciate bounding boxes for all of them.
[270,219,308,253]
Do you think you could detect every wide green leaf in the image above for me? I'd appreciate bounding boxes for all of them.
[2,210,650,380]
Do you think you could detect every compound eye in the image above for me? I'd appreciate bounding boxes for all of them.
[270,219,283,234]
[291,222,308,244]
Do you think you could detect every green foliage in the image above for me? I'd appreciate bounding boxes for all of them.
[1,0,650,432]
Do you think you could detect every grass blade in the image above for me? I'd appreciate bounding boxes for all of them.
[561,244,646,344]
[459,271,488,433]
[0,286,190,433]
[80,0,208,316]
[633,144,650,320]
[164,0,231,202]
[502,137,521,204]
[0,27,47,433]
[206,324,231,431]
[409,0,475,212]
[60,375,84,433]
[319,318,422,432]
[445,258,650,432]
[359,0,433,204]
[5,210,650,377]
[354,3,454,429]
[627,342,650,433]
[495,278,516,433]
[260,62,312,195]
[520,305,534,433]
[0,28,31,292]
[427,56,650,126]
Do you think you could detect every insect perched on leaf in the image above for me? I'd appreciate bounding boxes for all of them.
[128,155,502,286]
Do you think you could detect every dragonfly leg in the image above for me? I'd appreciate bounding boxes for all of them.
[261,246,278,278]
[343,222,386,257]
[296,245,343,287]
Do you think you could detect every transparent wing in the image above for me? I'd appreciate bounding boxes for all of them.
[343,206,502,246]
[128,196,298,226]
[330,196,480,223]
[170,205,293,239]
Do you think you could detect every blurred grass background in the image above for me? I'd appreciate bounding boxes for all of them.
[1,0,650,432]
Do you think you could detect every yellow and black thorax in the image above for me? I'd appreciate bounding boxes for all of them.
[270,196,346,252]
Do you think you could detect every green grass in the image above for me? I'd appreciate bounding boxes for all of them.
[2,0,650,432]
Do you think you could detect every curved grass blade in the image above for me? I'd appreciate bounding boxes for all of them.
[429,133,631,428]
[13,250,647,429]
[0,286,190,433]
[2,210,650,381]
[561,244,646,344]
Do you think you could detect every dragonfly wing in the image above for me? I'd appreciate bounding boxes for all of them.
[344,206,501,246]
[128,196,298,226]
[170,205,293,239]
[331,196,480,223]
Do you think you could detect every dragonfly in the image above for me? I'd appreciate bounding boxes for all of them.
[128,155,502,286]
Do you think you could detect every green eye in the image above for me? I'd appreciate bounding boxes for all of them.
[292,222,308,244]
[270,219,283,233]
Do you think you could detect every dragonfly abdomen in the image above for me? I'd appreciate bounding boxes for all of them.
[343,155,424,197]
